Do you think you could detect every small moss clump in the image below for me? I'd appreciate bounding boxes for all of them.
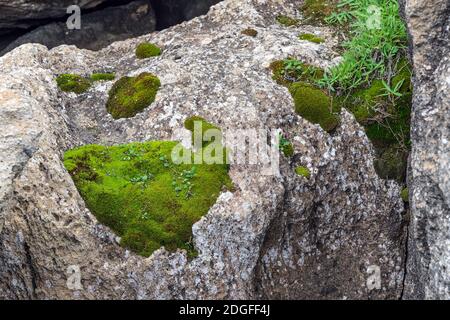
[298,33,325,44]
[106,72,161,119]
[184,116,221,148]
[91,73,115,82]
[64,139,232,258]
[241,28,258,37]
[278,134,294,157]
[401,187,409,203]
[56,74,91,94]
[270,59,324,86]
[301,0,337,25]
[295,166,311,178]
[289,82,339,132]
[276,15,299,27]
[135,42,162,59]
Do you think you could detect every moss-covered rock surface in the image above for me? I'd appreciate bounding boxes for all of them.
[135,42,162,59]
[56,74,92,94]
[64,138,232,258]
[106,72,161,119]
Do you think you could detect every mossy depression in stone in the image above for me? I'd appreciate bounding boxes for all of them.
[64,137,232,258]
[56,74,91,94]
[106,72,161,119]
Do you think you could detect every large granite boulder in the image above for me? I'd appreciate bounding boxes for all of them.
[402,0,450,300]
[0,0,407,299]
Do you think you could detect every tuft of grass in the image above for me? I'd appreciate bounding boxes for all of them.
[106,72,161,119]
[64,132,232,258]
[295,166,311,178]
[318,0,408,92]
[241,28,258,37]
[56,74,91,94]
[276,15,300,27]
[298,33,325,43]
[91,73,115,82]
[135,42,162,59]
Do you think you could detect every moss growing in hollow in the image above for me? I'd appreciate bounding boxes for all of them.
[278,134,294,157]
[241,28,258,37]
[295,166,311,178]
[91,73,115,82]
[270,59,324,87]
[106,72,161,119]
[135,42,162,59]
[289,82,339,132]
[301,0,337,25]
[373,144,408,182]
[401,187,409,203]
[276,15,299,27]
[64,139,232,258]
[56,74,91,94]
[298,33,325,44]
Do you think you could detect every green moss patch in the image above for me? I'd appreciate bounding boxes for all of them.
[270,59,324,86]
[56,74,92,94]
[298,33,325,44]
[241,28,258,37]
[106,72,161,119]
[135,42,162,59]
[301,0,337,25]
[276,15,299,27]
[289,82,339,132]
[278,134,294,157]
[91,73,115,82]
[64,138,232,258]
[295,166,311,178]
[401,187,409,203]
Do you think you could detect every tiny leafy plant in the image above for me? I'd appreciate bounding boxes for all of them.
[106,72,161,119]
[278,134,294,157]
[135,42,162,59]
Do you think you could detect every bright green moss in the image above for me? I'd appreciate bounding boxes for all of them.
[241,28,258,37]
[64,140,232,258]
[298,33,325,44]
[401,187,409,203]
[56,74,91,94]
[301,0,336,25]
[91,73,115,82]
[278,134,294,157]
[106,72,161,119]
[135,42,162,59]
[276,15,299,27]
[289,82,339,132]
[295,166,311,178]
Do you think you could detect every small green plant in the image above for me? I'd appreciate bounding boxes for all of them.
[295,166,311,178]
[298,33,325,44]
[278,134,294,157]
[276,15,299,27]
[135,42,162,59]
[56,74,91,94]
[106,72,161,119]
[241,28,258,37]
[91,73,116,82]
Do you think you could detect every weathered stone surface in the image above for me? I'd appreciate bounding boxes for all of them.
[403,0,450,300]
[0,0,406,299]
[1,1,156,55]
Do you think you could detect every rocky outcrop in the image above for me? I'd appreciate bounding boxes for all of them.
[1,1,156,55]
[0,0,110,32]
[0,0,407,299]
[403,0,450,300]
